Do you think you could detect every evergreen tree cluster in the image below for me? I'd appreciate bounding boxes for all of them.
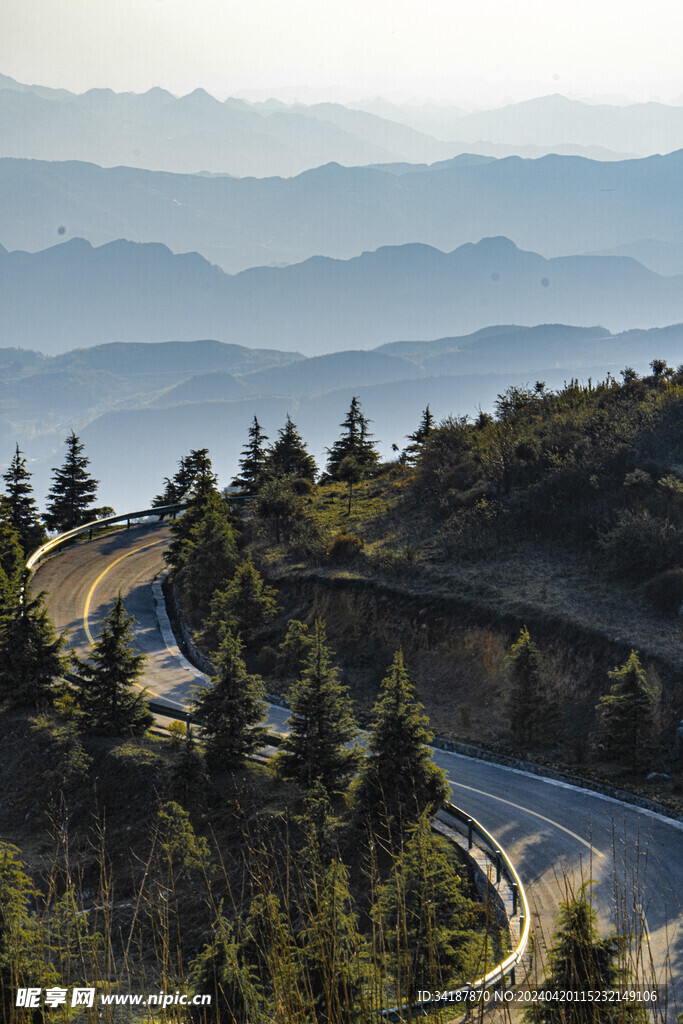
[231,413,317,495]
[504,627,659,767]
[1,430,102,559]
[153,447,216,507]
[186,800,478,1022]
[161,450,279,647]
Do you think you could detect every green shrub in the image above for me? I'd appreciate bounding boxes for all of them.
[291,476,315,496]
[327,532,364,563]
[598,509,683,582]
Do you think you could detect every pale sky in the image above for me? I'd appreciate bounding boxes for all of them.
[1,0,682,106]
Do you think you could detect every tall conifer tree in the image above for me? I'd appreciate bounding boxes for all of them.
[524,883,644,1023]
[232,417,269,493]
[354,650,448,833]
[507,627,555,748]
[202,556,278,654]
[0,590,68,708]
[375,814,470,1003]
[44,431,99,533]
[595,651,656,768]
[0,508,24,613]
[326,397,378,478]
[164,450,221,571]
[192,630,269,770]
[266,415,317,481]
[2,445,45,554]
[75,595,152,734]
[403,405,435,464]
[174,492,240,624]
[277,620,359,795]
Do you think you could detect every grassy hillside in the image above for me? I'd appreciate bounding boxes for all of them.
[240,362,683,806]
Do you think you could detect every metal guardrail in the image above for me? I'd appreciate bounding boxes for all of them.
[25,504,186,573]
[381,801,530,1020]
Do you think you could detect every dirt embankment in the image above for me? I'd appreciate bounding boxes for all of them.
[262,564,683,811]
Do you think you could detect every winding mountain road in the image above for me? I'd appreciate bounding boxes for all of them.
[33,522,683,1016]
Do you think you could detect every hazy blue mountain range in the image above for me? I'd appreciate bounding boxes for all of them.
[593,235,683,277]
[1,76,678,177]
[0,74,456,176]
[1,326,681,511]
[3,150,683,274]
[353,94,683,155]
[350,99,633,159]
[2,235,683,356]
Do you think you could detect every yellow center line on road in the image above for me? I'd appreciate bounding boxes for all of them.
[447,778,605,858]
[83,540,165,645]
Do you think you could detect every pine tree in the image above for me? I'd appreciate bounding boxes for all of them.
[0,843,46,1021]
[524,883,645,1023]
[189,912,260,1024]
[375,814,470,1003]
[153,447,216,508]
[164,453,222,573]
[75,595,152,735]
[0,507,24,619]
[278,619,312,675]
[507,627,555,749]
[0,590,69,708]
[192,630,269,771]
[354,650,449,835]
[266,415,317,482]
[202,556,278,654]
[326,397,378,478]
[44,431,99,533]
[174,493,240,625]
[232,416,270,493]
[2,445,45,555]
[242,892,295,1002]
[595,651,657,768]
[298,858,368,1022]
[403,405,435,464]
[255,476,303,543]
[277,620,360,796]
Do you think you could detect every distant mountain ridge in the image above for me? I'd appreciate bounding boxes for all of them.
[3,150,683,274]
[2,235,683,355]
[354,93,683,154]
[0,74,455,176]
[2,76,680,177]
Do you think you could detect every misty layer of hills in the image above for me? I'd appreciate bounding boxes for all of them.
[353,94,683,154]
[3,75,683,177]
[2,327,681,511]
[4,74,683,510]
[3,150,683,274]
[2,235,683,356]
[0,74,453,176]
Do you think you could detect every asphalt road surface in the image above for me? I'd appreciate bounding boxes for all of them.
[34,522,683,1016]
